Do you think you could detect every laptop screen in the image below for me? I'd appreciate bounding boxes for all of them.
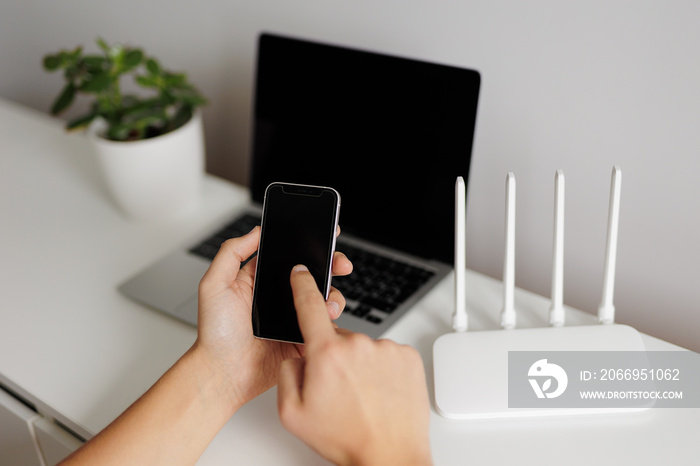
[250,33,480,265]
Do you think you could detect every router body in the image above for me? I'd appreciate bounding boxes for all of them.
[433,324,648,419]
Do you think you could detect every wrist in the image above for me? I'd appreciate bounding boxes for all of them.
[343,438,432,466]
[353,452,432,466]
[184,344,244,418]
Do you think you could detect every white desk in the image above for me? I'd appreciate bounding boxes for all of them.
[0,98,697,465]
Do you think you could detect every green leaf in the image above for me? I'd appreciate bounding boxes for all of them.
[66,112,97,131]
[133,114,168,138]
[106,123,135,141]
[121,97,159,113]
[135,75,158,88]
[134,114,165,129]
[179,94,207,106]
[58,51,74,69]
[122,49,144,71]
[171,86,207,106]
[146,58,160,75]
[163,72,187,88]
[68,46,83,61]
[63,65,81,81]
[43,54,61,71]
[96,38,111,54]
[79,72,111,93]
[121,105,167,127]
[108,43,125,62]
[82,56,106,72]
[95,95,117,115]
[155,91,175,106]
[50,82,76,115]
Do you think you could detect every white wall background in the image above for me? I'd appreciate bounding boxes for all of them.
[2,1,698,351]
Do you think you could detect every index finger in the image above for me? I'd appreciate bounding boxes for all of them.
[290,265,337,346]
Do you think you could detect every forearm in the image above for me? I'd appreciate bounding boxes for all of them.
[60,345,239,465]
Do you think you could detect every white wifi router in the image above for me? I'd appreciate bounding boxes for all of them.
[434,167,649,419]
[433,324,647,419]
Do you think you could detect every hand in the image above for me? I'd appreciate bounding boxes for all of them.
[277,265,432,466]
[193,226,353,413]
[59,228,353,466]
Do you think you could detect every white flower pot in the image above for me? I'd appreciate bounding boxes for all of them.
[87,111,205,220]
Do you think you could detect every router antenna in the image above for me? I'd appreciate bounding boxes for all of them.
[452,177,468,332]
[598,166,622,324]
[549,170,566,326]
[501,173,516,329]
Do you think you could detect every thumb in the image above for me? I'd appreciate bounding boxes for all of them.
[277,358,305,430]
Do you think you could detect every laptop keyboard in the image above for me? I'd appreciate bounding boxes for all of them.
[331,243,434,323]
[189,214,435,325]
[189,213,261,261]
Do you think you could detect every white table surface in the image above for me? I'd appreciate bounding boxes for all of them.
[0,98,697,465]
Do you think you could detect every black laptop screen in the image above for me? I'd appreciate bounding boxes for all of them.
[250,33,480,265]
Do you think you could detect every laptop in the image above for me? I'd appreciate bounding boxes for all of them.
[119,32,480,338]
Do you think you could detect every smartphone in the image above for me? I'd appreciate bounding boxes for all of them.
[252,182,341,343]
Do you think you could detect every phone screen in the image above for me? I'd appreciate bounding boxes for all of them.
[252,182,340,343]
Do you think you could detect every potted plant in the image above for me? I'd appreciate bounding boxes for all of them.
[43,38,208,219]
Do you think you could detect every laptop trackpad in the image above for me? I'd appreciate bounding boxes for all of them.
[173,294,199,326]
[119,252,210,325]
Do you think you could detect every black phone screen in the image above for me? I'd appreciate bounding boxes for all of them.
[252,183,340,343]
